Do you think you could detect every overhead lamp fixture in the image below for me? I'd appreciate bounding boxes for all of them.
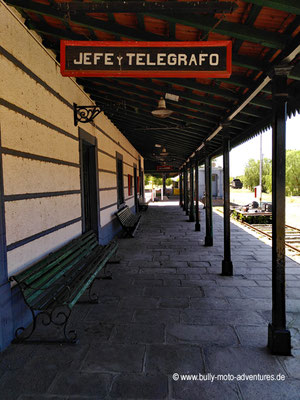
[155,144,162,148]
[151,97,173,119]
[160,147,169,156]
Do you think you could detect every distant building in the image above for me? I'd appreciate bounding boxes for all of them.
[198,165,223,199]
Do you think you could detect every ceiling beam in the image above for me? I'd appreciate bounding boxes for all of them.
[243,0,300,15]
[105,110,208,143]
[56,1,238,14]
[6,0,164,41]
[82,82,220,128]
[91,94,211,139]
[141,12,289,49]
[289,62,300,81]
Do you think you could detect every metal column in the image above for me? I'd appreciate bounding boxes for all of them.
[204,155,213,246]
[195,158,201,231]
[189,163,195,222]
[183,166,187,212]
[185,165,189,216]
[162,174,166,200]
[179,171,183,208]
[222,134,233,276]
[268,65,291,356]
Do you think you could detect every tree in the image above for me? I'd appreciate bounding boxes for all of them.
[243,158,272,192]
[152,176,162,186]
[166,177,172,186]
[286,150,300,196]
[145,174,151,186]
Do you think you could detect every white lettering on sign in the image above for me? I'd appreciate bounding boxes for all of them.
[117,55,123,66]
[167,54,177,65]
[146,54,156,66]
[199,54,208,64]
[94,53,103,63]
[136,53,145,65]
[72,51,221,67]
[210,54,219,65]
[126,53,135,65]
[105,53,114,65]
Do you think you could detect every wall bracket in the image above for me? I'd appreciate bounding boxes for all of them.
[73,103,101,126]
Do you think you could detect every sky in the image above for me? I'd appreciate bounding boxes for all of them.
[215,113,300,177]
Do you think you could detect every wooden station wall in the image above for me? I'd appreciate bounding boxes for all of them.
[0,3,143,279]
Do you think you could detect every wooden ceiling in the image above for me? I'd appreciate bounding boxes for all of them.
[6,0,300,171]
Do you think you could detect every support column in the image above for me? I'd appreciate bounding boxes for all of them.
[195,158,201,231]
[183,166,187,212]
[222,134,233,276]
[179,171,183,208]
[204,155,213,246]
[162,174,166,199]
[268,64,292,356]
[185,165,189,216]
[189,163,195,222]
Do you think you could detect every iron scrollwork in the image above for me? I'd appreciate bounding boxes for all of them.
[13,305,78,344]
[73,103,102,126]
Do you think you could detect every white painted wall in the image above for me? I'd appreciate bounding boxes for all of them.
[0,2,143,276]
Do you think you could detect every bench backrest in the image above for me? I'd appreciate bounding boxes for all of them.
[10,231,99,307]
[116,206,133,224]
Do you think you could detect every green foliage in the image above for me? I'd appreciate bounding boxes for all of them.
[145,174,151,185]
[286,150,300,196]
[243,158,272,192]
[166,178,172,186]
[243,151,300,196]
[152,176,163,186]
[145,175,174,187]
[231,210,272,224]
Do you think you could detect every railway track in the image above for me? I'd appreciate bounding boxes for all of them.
[240,222,300,253]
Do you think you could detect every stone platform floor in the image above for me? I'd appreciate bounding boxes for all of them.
[1,202,300,399]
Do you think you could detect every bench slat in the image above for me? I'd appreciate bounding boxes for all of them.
[23,237,98,305]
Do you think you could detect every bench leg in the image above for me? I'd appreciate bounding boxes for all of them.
[48,306,78,344]
[88,278,100,304]
[12,308,37,343]
[13,306,78,344]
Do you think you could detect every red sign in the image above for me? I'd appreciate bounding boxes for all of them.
[60,40,232,78]
[157,165,173,171]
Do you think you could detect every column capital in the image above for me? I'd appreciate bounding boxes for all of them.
[269,62,293,78]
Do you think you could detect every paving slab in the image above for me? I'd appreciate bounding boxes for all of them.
[1,202,300,399]
[110,374,168,399]
[82,344,145,373]
[145,344,204,374]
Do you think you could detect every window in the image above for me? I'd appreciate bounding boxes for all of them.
[116,153,124,207]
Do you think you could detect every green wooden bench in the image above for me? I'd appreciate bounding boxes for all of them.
[9,231,118,344]
[115,205,141,237]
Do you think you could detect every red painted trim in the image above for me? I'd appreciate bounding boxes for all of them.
[157,165,173,171]
[60,40,232,79]
[128,174,132,196]
[61,40,231,48]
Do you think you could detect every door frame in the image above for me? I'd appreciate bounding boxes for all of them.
[79,128,100,237]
